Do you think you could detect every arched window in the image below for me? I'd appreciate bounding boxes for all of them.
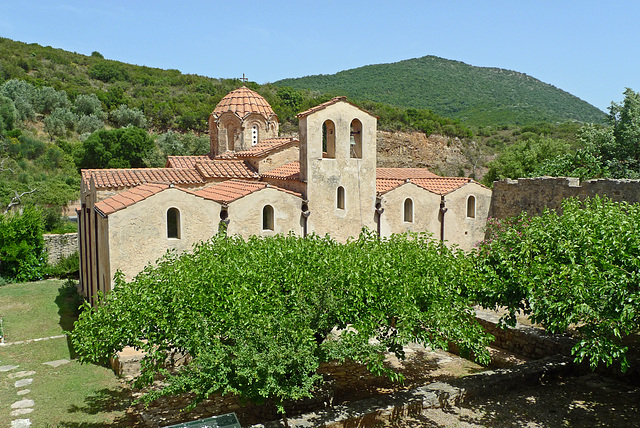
[262,205,274,231]
[251,124,258,146]
[403,198,413,223]
[350,119,362,158]
[467,195,476,218]
[167,208,180,239]
[322,120,336,158]
[337,186,345,210]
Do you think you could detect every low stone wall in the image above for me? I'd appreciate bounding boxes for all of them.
[43,233,78,264]
[475,309,574,359]
[490,177,640,219]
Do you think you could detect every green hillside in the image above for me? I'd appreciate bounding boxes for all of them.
[274,56,606,126]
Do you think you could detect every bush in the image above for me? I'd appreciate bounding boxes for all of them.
[46,251,79,280]
[0,206,46,282]
[473,196,640,371]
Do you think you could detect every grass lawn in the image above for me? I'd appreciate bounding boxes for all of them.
[0,279,135,427]
[0,279,79,342]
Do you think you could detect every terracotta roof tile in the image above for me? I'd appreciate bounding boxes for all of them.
[166,156,212,169]
[296,96,377,119]
[195,160,259,179]
[212,86,276,120]
[376,178,405,194]
[94,183,169,216]
[260,161,300,181]
[376,167,439,180]
[235,138,298,158]
[189,179,301,203]
[376,177,478,196]
[412,177,473,195]
[83,168,206,189]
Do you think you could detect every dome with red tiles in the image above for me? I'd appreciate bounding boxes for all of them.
[211,86,276,120]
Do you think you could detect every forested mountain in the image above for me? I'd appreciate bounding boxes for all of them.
[275,56,606,126]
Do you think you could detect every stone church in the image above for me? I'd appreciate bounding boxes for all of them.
[78,87,491,303]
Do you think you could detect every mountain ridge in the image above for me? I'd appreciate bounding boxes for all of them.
[274,55,605,126]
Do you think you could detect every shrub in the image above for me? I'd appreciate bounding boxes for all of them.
[473,197,640,371]
[0,206,46,282]
[46,251,79,280]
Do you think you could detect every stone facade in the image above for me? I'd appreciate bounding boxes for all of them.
[43,232,78,264]
[490,176,640,219]
[78,90,492,303]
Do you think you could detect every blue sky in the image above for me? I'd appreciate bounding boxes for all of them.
[1,0,638,112]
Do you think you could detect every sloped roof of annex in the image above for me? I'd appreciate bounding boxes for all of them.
[186,179,302,204]
[376,176,487,196]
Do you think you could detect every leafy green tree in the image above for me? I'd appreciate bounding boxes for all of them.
[0,79,36,121]
[76,114,105,135]
[75,127,154,169]
[34,86,70,115]
[473,197,640,371]
[71,232,491,414]
[110,104,147,128]
[0,206,46,282]
[482,137,571,185]
[0,95,17,132]
[607,88,640,172]
[44,107,78,139]
[73,93,107,120]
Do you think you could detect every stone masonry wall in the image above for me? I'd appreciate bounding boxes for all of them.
[490,177,640,219]
[43,233,78,264]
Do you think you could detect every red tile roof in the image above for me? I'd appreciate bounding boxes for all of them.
[412,177,475,195]
[194,160,259,179]
[377,177,479,196]
[260,161,300,181]
[235,138,298,158]
[376,167,439,180]
[166,155,212,169]
[296,96,377,119]
[212,86,276,120]
[190,179,301,203]
[94,183,169,216]
[82,168,206,189]
[376,178,405,194]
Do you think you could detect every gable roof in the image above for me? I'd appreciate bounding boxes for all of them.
[377,176,481,196]
[190,179,301,203]
[376,167,439,180]
[166,155,211,169]
[194,160,259,179]
[83,168,206,190]
[234,138,298,158]
[260,161,301,181]
[296,96,376,119]
[94,183,170,216]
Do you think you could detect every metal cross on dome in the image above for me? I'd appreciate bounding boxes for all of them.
[239,74,248,85]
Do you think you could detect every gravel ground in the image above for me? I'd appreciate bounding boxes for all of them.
[388,373,640,427]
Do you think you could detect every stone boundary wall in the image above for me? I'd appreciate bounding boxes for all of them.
[474,309,575,359]
[490,177,640,219]
[43,233,78,264]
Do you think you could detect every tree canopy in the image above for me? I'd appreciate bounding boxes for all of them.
[472,197,640,372]
[71,232,491,413]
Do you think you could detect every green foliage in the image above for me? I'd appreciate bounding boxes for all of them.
[473,197,640,371]
[109,104,147,128]
[45,252,80,280]
[275,56,606,126]
[0,95,17,132]
[75,127,154,169]
[0,206,46,282]
[482,137,571,185]
[71,232,490,412]
[526,89,640,181]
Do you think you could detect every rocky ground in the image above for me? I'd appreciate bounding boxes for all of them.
[376,130,489,180]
